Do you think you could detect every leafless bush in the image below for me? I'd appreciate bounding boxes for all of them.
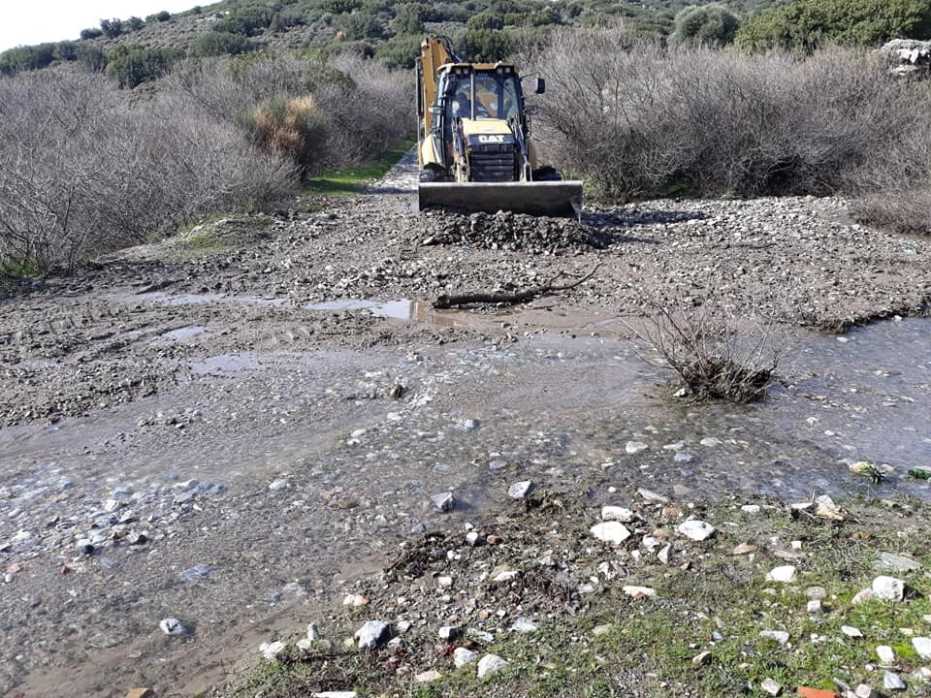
[524,27,931,202]
[632,302,782,403]
[0,71,297,273]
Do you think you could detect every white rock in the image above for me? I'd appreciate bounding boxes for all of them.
[454,647,478,668]
[884,671,907,691]
[677,520,715,541]
[313,693,358,698]
[159,617,189,636]
[260,640,286,660]
[741,504,761,514]
[841,625,863,638]
[342,593,368,607]
[437,575,453,588]
[466,530,480,546]
[622,585,657,599]
[854,685,876,698]
[761,677,782,696]
[508,481,533,499]
[875,552,922,573]
[307,623,320,641]
[876,645,895,664]
[814,495,844,520]
[431,492,455,512]
[268,479,289,491]
[438,625,460,641]
[637,487,669,503]
[912,636,931,659]
[477,653,509,679]
[759,630,789,645]
[415,670,442,683]
[590,521,631,545]
[601,506,635,523]
[767,565,797,583]
[807,600,822,615]
[491,568,519,584]
[699,437,721,446]
[872,575,905,602]
[355,620,390,649]
[625,441,648,454]
[510,617,538,634]
[658,544,671,564]
[852,588,875,605]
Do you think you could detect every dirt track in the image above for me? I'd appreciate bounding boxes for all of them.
[1,158,930,696]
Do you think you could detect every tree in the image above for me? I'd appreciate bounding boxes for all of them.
[106,46,178,88]
[671,5,740,47]
[376,33,422,68]
[459,29,513,61]
[191,32,255,57]
[80,27,104,40]
[468,13,505,31]
[100,18,124,38]
[736,0,931,51]
[393,3,428,35]
[127,16,145,31]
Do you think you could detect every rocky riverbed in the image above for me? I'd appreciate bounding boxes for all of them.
[1,157,930,697]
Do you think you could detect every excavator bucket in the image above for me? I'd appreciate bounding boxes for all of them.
[418,181,584,220]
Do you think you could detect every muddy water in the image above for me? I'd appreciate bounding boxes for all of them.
[1,310,929,697]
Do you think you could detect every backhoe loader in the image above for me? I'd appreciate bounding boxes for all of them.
[416,36,583,218]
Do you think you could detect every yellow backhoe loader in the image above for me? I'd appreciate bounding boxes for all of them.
[416,36,583,218]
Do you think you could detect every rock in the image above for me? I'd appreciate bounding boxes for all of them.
[872,575,905,602]
[657,544,671,564]
[741,504,761,514]
[466,628,494,644]
[625,441,648,454]
[884,672,906,692]
[491,567,519,584]
[601,506,635,523]
[415,670,442,683]
[673,451,694,463]
[75,539,95,555]
[677,520,715,541]
[159,617,189,636]
[854,685,876,698]
[841,625,863,638]
[307,624,320,641]
[592,624,614,637]
[692,650,711,666]
[477,654,509,680]
[912,636,931,659]
[590,521,631,545]
[507,481,533,500]
[355,620,390,649]
[699,437,721,447]
[313,693,358,698]
[638,487,669,503]
[761,677,782,696]
[759,630,789,645]
[807,600,822,615]
[437,575,453,588]
[814,495,844,521]
[852,588,875,605]
[732,543,757,555]
[874,552,921,573]
[454,647,478,667]
[431,492,455,512]
[806,586,827,600]
[622,585,657,599]
[438,625,460,641]
[259,640,286,660]
[125,689,154,698]
[510,617,538,634]
[767,565,797,583]
[268,478,289,491]
[343,594,369,607]
[876,645,895,664]
[457,418,480,432]
[465,530,480,546]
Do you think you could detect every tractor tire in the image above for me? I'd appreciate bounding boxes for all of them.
[532,166,562,182]
[419,166,449,183]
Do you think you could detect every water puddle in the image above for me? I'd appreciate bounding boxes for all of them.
[129,291,288,308]
[150,325,208,345]
[304,298,414,320]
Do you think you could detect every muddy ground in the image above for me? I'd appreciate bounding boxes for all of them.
[1,157,930,697]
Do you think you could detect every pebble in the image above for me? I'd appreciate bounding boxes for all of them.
[438,625,460,641]
[767,565,797,583]
[454,647,478,667]
[601,506,635,523]
[415,670,442,683]
[477,654,509,679]
[625,441,648,454]
[259,640,285,660]
[871,575,905,602]
[622,585,657,599]
[874,552,921,573]
[507,481,533,500]
[677,520,715,541]
[313,693,358,698]
[510,617,539,633]
[883,672,906,692]
[159,617,189,636]
[876,645,895,664]
[741,504,761,514]
[913,637,931,659]
[806,586,827,600]
[431,492,455,512]
[761,677,782,696]
[355,620,390,649]
[841,625,863,638]
[638,488,669,503]
[732,543,757,555]
[268,479,289,491]
[806,600,822,614]
[759,630,789,645]
[590,521,631,545]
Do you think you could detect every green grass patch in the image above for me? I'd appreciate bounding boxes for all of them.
[0,257,42,278]
[305,140,415,197]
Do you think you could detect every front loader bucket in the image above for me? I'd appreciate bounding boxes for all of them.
[418,181,584,219]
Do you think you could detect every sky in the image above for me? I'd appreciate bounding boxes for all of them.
[0,0,200,51]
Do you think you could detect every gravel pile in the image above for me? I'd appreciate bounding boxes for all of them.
[422,210,610,253]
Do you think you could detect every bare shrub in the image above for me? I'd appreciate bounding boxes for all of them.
[524,27,930,202]
[632,302,781,403]
[0,71,297,273]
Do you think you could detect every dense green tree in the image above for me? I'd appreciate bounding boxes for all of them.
[736,0,931,51]
[191,31,255,56]
[100,18,124,38]
[459,29,513,61]
[106,45,179,88]
[376,33,421,68]
[671,4,740,47]
[468,12,505,31]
